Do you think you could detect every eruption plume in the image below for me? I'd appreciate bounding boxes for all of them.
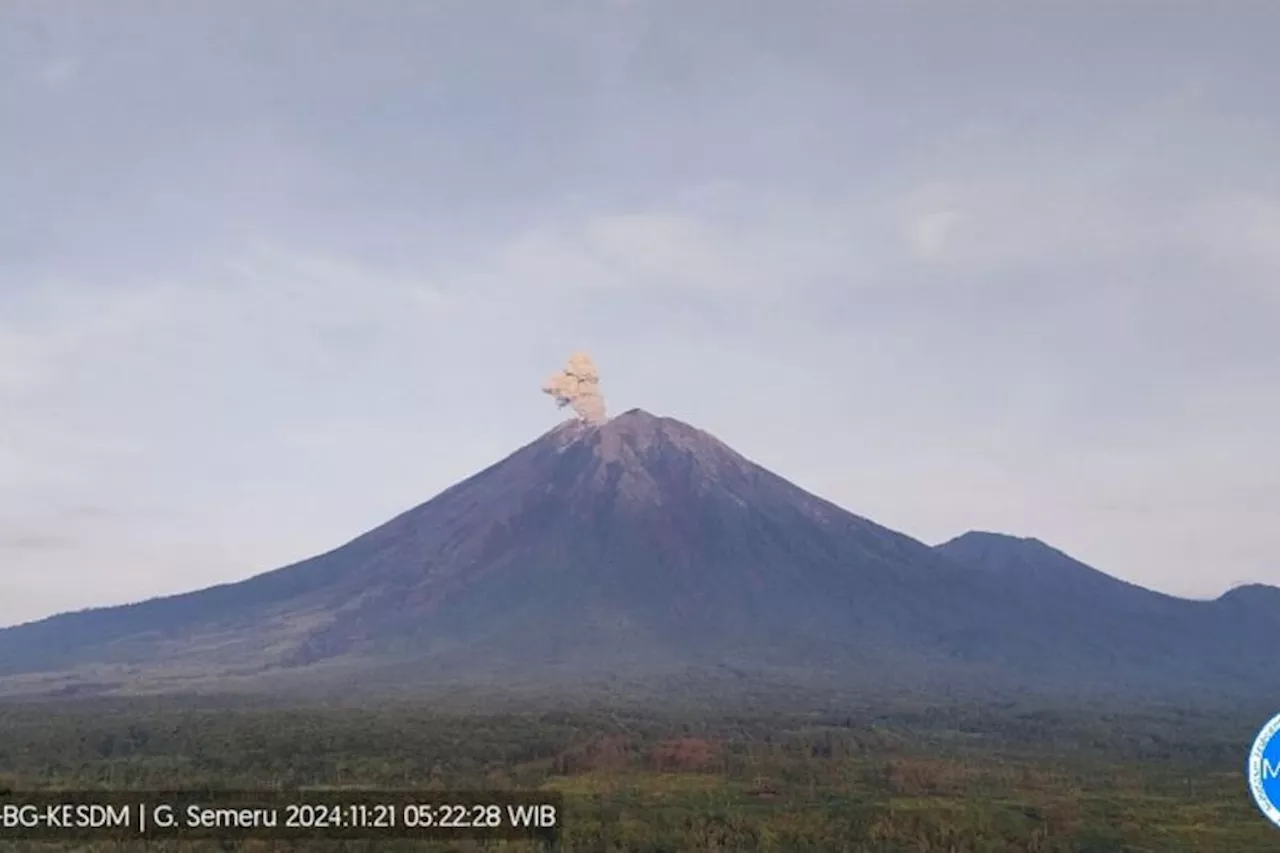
[542,352,607,425]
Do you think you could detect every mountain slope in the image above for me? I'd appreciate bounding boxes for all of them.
[0,410,1275,700]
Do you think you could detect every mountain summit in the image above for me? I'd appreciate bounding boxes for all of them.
[0,410,1276,699]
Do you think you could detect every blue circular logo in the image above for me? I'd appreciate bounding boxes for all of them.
[1248,713,1280,827]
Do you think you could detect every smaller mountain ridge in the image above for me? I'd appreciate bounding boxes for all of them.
[934,531,1166,601]
[1216,583,1280,626]
[1218,583,1280,603]
[935,530,1280,694]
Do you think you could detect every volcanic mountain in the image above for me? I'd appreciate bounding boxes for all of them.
[0,409,1274,700]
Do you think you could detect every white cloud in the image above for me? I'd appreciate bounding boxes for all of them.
[0,281,175,394]
[486,212,740,294]
[892,178,1280,316]
[36,57,80,89]
[586,213,734,285]
[1188,195,1280,299]
[906,210,962,261]
[464,201,879,303]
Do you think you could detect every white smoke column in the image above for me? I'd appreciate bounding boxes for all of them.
[542,352,608,425]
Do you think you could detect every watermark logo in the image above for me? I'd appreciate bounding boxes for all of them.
[1248,713,1280,828]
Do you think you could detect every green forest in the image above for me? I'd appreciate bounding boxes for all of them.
[0,697,1273,852]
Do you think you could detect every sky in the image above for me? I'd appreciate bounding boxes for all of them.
[1,0,1278,627]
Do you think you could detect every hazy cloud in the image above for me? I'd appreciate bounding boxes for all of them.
[36,56,79,88]
[906,210,962,262]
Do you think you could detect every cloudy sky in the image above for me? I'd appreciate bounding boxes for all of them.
[1,0,1277,627]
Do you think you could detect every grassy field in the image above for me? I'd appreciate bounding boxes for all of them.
[0,696,1273,851]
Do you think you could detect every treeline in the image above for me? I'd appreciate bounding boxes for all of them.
[0,699,1271,851]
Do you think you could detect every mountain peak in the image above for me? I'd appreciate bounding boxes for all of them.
[936,531,1065,571]
[936,530,1138,592]
[546,408,674,440]
[1218,583,1280,604]
[941,531,1049,551]
[935,529,1185,623]
[602,408,700,438]
[547,409,735,470]
[602,408,698,436]
[600,408,681,438]
[1215,584,1280,627]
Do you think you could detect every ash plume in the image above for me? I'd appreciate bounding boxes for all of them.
[542,352,607,425]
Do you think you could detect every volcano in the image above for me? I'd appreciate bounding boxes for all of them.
[0,409,1275,700]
